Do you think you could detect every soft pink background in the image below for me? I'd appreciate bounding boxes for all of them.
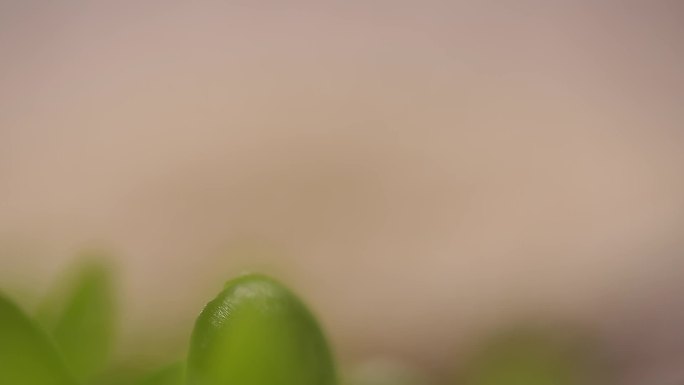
[1,1,683,383]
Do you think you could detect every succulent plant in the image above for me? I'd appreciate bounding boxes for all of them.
[0,258,603,385]
[187,274,337,385]
[0,261,338,385]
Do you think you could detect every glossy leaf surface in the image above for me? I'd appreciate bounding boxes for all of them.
[187,274,337,385]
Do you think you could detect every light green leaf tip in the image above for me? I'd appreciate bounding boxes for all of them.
[186,273,337,385]
[460,327,589,385]
[38,255,116,382]
[0,293,75,385]
[135,362,185,385]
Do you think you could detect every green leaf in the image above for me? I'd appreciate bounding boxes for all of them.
[38,257,116,382]
[0,292,75,385]
[186,274,337,385]
[460,328,589,385]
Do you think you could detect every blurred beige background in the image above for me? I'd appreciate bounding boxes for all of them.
[1,1,683,382]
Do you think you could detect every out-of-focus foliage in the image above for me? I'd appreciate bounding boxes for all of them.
[186,274,337,385]
[134,362,185,385]
[459,327,592,385]
[345,358,430,385]
[0,293,75,385]
[37,256,116,382]
[0,256,609,385]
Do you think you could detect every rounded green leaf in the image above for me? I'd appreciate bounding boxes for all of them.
[187,274,337,385]
[38,257,116,381]
[0,293,75,385]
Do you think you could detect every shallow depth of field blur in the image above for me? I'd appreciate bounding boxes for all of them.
[1,1,684,384]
